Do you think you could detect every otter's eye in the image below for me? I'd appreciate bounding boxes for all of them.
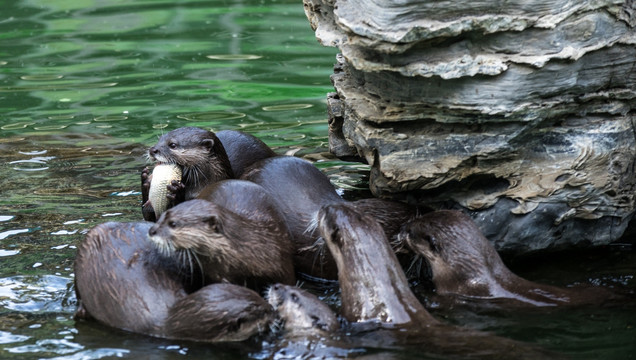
[168,142,177,149]
[328,228,344,247]
[290,293,299,303]
[207,216,222,234]
[424,235,439,252]
[168,221,177,228]
[311,315,322,327]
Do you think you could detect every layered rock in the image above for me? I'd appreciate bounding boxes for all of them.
[304,0,636,252]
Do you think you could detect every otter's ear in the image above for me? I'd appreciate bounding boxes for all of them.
[201,138,215,152]
[207,215,222,233]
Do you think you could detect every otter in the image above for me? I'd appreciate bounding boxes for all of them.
[215,129,277,177]
[241,155,344,279]
[141,127,276,221]
[166,282,274,342]
[314,203,558,358]
[267,283,339,336]
[143,128,420,279]
[74,221,274,342]
[398,210,629,307]
[148,180,296,290]
[241,155,420,280]
[316,202,437,325]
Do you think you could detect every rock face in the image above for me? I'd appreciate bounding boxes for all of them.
[304,0,636,253]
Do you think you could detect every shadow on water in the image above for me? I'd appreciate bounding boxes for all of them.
[0,0,634,359]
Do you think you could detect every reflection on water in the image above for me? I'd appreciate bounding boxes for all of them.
[0,0,633,359]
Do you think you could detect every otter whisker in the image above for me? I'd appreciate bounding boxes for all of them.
[390,235,406,253]
[150,236,174,258]
[263,286,272,302]
[298,236,325,253]
[173,249,187,271]
[309,241,326,276]
[144,152,153,164]
[190,250,205,287]
[184,249,194,281]
[269,318,283,334]
[405,255,423,279]
[304,213,319,236]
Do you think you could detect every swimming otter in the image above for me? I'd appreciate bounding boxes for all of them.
[267,283,339,336]
[314,203,558,358]
[141,127,276,221]
[166,282,274,342]
[399,210,628,307]
[316,202,436,325]
[74,221,274,342]
[148,180,296,289]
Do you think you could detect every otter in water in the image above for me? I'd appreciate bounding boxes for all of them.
[141,127,277,221]
[148,180,296,290]
[143,128,420,279]
[215,129,276,177]
[267,283,339,336]
[241,155,344,279]
[314,203,558,358]
[141,127,233,220]
[241,155,420,280]
[316,202,436,325]
[399,210,628,307]
[74,221,274,342]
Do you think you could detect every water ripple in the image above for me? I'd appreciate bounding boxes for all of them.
[262,103,313,111]
[0,250,20,257]
[0,229,30,240]
[0,331,30,345]
[206,54,262,60]
[47,348,131,360]
[0,275,75,313]
[177,111,246,121]
[6,338,83,355]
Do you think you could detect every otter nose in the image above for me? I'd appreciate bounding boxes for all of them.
[149,146,159,156]
[149,225,158,236]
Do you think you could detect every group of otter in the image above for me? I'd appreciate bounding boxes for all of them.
[74,127,630,357]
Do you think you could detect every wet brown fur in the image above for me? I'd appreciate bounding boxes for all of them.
[267,284,339,335]
[74,221,273,342]
[149,181,296,290]
[315,204,561,358]
[400,210,627,307]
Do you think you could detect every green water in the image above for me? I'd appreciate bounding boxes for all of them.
[0,0,633,359]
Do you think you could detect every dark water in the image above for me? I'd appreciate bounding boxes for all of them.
[0,0,634,359]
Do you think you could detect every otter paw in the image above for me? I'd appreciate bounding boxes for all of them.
[142,200,157,222]
[166,180,186,205]
[141,167,153,190]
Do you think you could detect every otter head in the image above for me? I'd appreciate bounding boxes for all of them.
[149,200,225,255]
[399,210,505,296]
[316,203,364,253]
[148,199,240,281]
[148,127,233,186]
[148,199,294,286]
[267,284,338,334]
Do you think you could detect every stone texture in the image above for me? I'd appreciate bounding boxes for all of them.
[305,0,636,253]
